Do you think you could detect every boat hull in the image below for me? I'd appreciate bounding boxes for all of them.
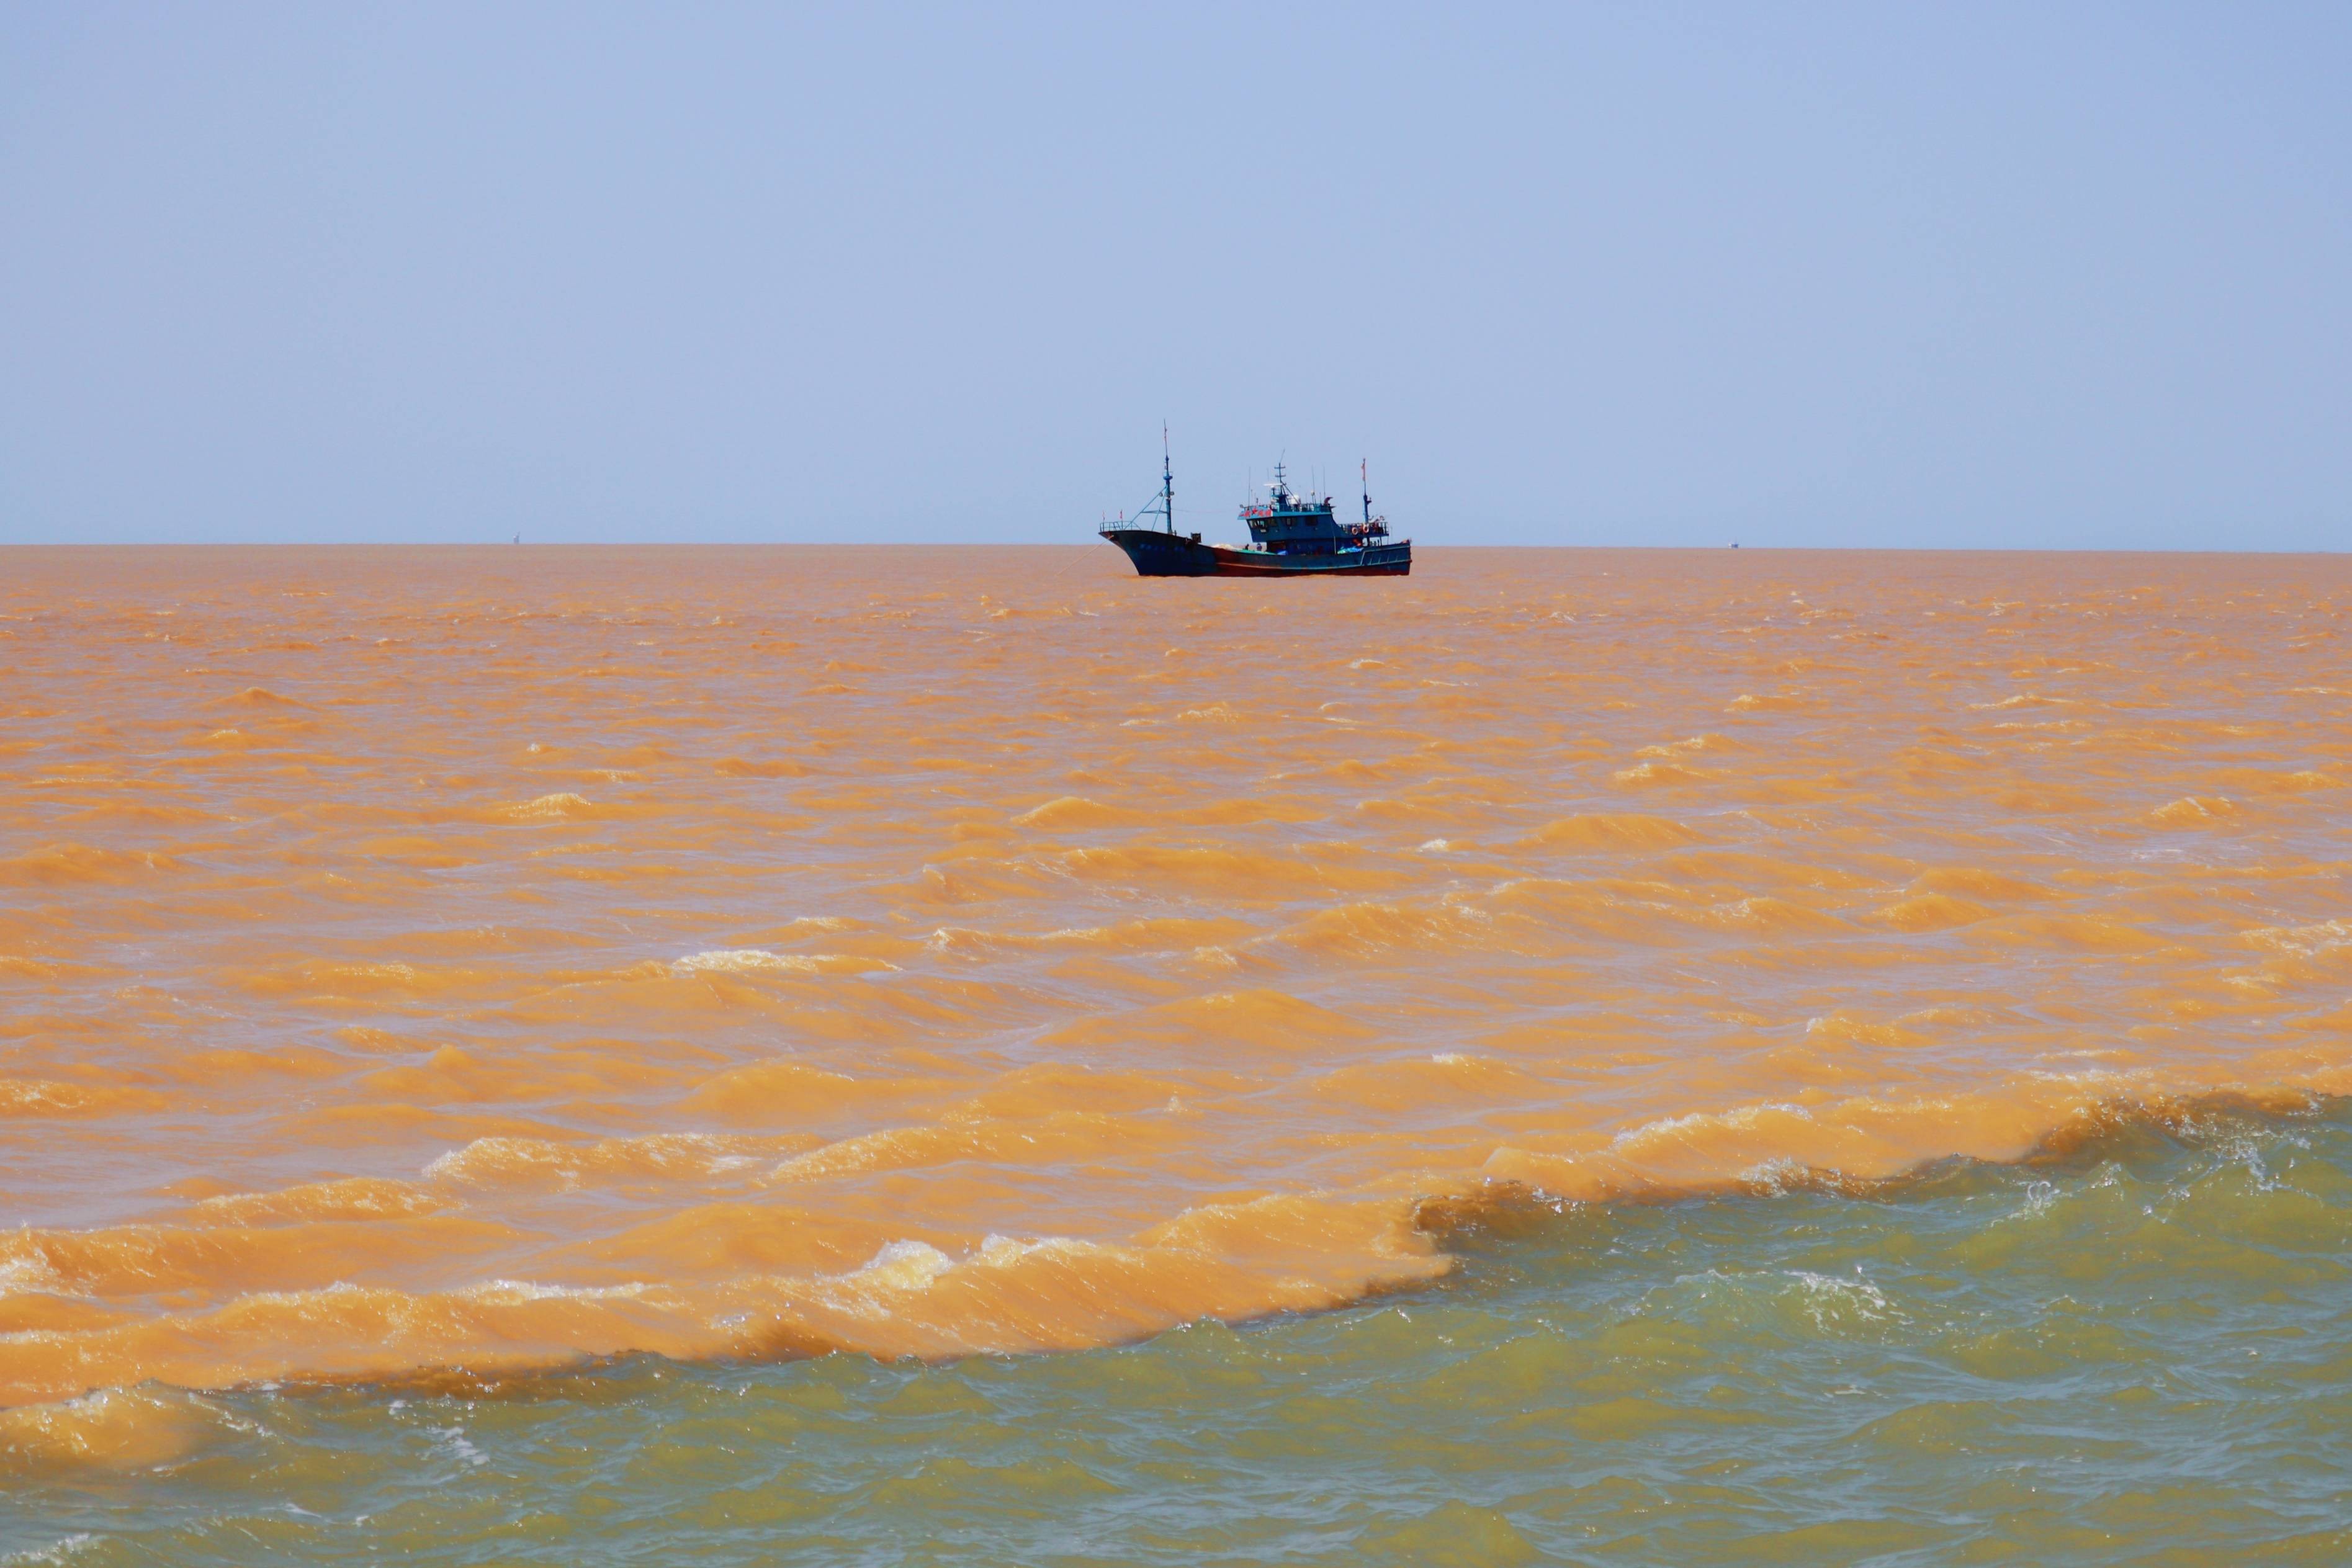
[1102,529,1410,578]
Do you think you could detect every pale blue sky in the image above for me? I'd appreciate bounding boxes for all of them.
[3,3,2346,547]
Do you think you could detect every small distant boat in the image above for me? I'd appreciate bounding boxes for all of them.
[1099,436,1411,577]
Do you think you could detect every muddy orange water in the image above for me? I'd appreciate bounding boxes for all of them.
[3,545,2348,1410]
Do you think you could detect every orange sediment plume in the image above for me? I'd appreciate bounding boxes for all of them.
[1,545,2349,1409]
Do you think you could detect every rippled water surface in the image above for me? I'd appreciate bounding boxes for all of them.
[4,546,2350,1558]
[11,1103,2350,1565]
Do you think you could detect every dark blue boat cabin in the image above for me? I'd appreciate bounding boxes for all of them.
[1242,464,1392,555]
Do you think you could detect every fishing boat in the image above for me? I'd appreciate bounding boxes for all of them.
[1099,437,1411,577]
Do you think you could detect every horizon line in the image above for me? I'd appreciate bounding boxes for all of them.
[2,540,2342,557]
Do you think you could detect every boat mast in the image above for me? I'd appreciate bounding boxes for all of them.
[1161,423,1174,534]
[1362,459,1370,526]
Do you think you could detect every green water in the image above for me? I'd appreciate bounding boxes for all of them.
[9,1100,2349,1566]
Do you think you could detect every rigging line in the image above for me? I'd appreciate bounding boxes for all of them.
[1035,533,1110,592]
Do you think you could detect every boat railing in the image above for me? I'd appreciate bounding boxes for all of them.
[1100,519,1202,543]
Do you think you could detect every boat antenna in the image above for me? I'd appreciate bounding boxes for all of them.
[1362,459,1370,525]
[1160,423,1174,534]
